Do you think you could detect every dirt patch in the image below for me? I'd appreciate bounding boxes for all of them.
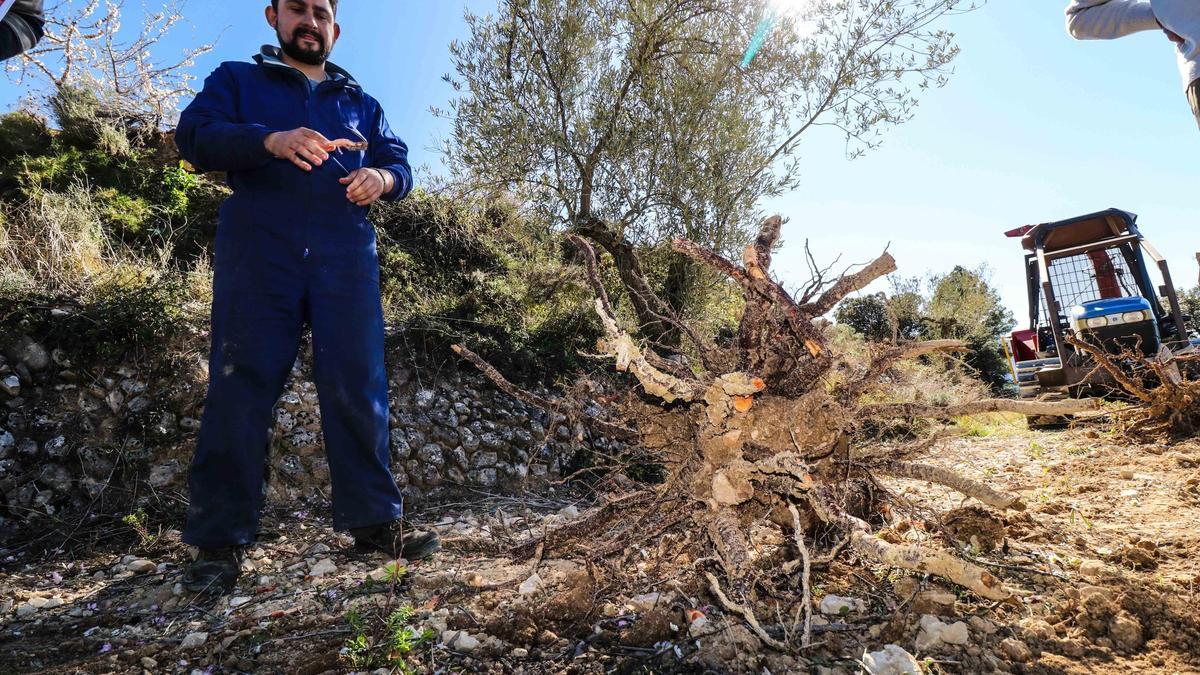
[1,427,1199,673]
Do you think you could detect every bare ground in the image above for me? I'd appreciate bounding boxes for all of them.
[1,421,1198,674]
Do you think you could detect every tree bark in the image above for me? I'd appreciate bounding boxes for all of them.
[573,216,674,343]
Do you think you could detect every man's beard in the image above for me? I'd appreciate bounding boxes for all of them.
[278,26,329,66]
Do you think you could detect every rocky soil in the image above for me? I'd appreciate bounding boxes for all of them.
[1,420,1197,674]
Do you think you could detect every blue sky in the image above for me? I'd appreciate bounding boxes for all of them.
[2,1,1196,324]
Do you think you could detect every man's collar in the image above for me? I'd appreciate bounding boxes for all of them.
[254,44,360,90]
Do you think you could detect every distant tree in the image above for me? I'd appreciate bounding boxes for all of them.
[4,0,215,132]
[834,276,926,343]
[443,0,966,342]
[925,265,1014,392]
[1179,286,1200,337]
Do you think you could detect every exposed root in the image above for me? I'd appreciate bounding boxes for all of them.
[594,297,702,404]
[787,501,814,648]
[705,571,791,652]
[873,461,1026,511]
[859,397,1103,419]
[1066,334,1200,436]
[809,493,1011,601]
[848,531,1010,601]
[451,344,637,440]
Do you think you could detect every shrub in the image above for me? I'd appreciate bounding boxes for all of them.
[373,191,601,377]
[0,111,50,163]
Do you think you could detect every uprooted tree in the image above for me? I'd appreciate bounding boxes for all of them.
[454,215,1099,651]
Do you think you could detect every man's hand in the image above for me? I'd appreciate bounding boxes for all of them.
[339,168,392,206]
[264,128,357,172]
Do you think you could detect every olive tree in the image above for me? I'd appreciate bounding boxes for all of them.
[442,0,968,341]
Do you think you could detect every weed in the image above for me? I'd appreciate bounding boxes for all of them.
[341,603,434,672]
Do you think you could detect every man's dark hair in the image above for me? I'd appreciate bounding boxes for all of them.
[271,0,338,14]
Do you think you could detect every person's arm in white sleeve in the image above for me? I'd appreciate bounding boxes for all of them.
[1065,0,1159,40]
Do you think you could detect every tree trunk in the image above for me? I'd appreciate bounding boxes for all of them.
[573,216,673,344]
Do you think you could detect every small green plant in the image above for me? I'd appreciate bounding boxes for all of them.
[1069,507,1093,530]
[341,604,433,672]
[1028,441,1045,460]
[122,508,153,544]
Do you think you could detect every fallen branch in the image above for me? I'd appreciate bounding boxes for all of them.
[452,344,637,440]
[859,397,1103,419]
[801,252,898,317]
[872,461,1025,511]
[1064,334,1154,403]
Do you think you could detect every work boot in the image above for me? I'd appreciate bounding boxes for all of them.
[181,547,245,594]
[351,520,440,560]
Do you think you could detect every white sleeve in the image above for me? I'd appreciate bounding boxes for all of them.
[1065,0,1160,39]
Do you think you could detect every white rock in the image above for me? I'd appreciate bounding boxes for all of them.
[915,615,969,651]
[818,594,864,616]
[0,376,20,396]
[229,596,252,608]
[453,633,481,652]
[127,559,157,574]
[967,615,997,635]
[27,597,50,609]
[627,592,666,613]
[512,647,529,658]
[309,558,337,577]
[862,644,922,675]
[940,621,970,645]
[559,505,580,520]
[15,602,37,618]
[180,631,208,649]
[518,572,542,595]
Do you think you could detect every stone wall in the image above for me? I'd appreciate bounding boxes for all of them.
[264,359,605,503]
[0,334,617,531]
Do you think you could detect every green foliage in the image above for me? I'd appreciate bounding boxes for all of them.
[445,0,964,258]
[50,85,133,158]
[835,267,1015,394]
[154,164,199,218]
[0,270,188,365]
[925,266,1015,393]
[342,605,433,672]
[0,111,50,162]
[1179,286,1200,337]
[834,294,893,342]
[95,188,154,237]
[373,190,601,377]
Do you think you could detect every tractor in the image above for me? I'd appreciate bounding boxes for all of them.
[1001,209,1199,418]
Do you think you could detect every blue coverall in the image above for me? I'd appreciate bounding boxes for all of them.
[175,46,412,548]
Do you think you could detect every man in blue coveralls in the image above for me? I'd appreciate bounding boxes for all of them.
[175,0,438,593]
